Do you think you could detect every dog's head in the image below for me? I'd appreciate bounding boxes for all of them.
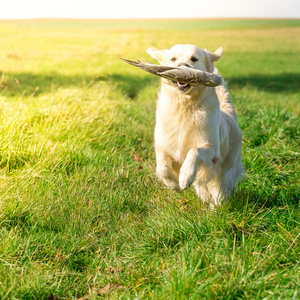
[147,44,223,93]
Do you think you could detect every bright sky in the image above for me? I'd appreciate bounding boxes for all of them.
[0,0,299,19]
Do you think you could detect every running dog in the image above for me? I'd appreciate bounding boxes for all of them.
[147,44,244,207]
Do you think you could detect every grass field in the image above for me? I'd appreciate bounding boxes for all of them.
[0,19,299,299]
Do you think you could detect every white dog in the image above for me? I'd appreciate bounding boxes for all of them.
[147,44,244,207]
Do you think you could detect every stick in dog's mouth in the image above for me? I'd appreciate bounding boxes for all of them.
[120,58,222,87]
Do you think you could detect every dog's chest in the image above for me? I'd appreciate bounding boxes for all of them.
[156,109,201,163]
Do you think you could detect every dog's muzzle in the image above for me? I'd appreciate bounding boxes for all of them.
[173,63,191,92]
[172,81,191,92]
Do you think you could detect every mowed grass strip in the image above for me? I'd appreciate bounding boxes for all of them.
[0,19,299,299]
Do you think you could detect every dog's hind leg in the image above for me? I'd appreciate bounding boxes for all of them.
[156,148,180,191]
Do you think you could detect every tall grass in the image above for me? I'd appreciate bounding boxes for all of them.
[0,19,299,299]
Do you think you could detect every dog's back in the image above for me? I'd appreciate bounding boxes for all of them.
[213,67,237,121]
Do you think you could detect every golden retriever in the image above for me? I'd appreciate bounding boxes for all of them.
[147,44,244,207]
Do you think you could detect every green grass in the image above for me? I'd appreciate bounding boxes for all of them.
[0,19,299,299]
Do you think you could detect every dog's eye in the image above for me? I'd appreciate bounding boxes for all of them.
[191,57,198,62]
[171,57,176,62]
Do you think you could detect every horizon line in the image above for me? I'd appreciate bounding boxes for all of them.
[1,17,300,21]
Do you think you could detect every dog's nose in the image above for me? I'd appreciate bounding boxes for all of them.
[178,63,190,67]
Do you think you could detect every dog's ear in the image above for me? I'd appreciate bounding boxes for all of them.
[147,47,167,64]
[211,47,224,62]
[204,47,224,72]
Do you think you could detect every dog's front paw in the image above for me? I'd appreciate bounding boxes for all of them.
[162,178,181,192]
[179,163,197,191]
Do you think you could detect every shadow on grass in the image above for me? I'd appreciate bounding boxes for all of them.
[0,71,157,100]
[1,72,92,96]
[230,185,299,210]
[109,73,157,99]
[2,70,300,98]
[5,71,299,99]
[227,72,300,93]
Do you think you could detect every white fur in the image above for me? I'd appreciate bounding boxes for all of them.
[147,44,244,207]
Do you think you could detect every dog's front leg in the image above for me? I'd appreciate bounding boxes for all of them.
[179,144,218,191]
[156,148,181,192]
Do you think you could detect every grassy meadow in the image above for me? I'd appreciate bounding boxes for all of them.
[0,19,299,299]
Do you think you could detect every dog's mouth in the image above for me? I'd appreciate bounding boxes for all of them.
[172,81,191,92]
